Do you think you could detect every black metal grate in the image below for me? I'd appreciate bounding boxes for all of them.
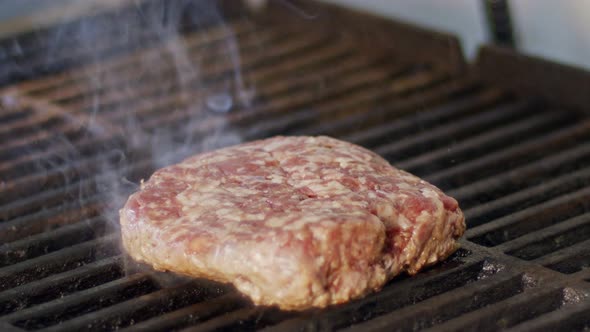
[0,1,589,331]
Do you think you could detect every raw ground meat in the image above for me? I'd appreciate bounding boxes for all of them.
[120,136,465,310]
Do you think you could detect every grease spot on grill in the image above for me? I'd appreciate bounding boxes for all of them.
[207,93,233,113]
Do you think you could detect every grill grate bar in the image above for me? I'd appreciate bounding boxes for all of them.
[495,210,590,254]
[35,23,259,102]
[4,273,156,329]
[179,307,290,332]
[103,37,364,126]
[0,156,155,244]
[117,293,250,332]
[0,111,58,138]
[240,48,379,102]
[0,217,107,267]
[448,140,590,205]
[0,178,99,221]
[373,99,533,162]
[0,322,24,332]
[0,235,118,292]
[533,238,590,274]
[262,257,491,332]
[343,88,502,147]
[234,51,387,112]
[140,60,403,134]
[417,287,583,332]
[242,67,441,140]
[0,106,33,125]
[16,20,256,95]
[0,149,125,205]
[0,135,122,178]
[464,166,590,226]
[504,299,590,332]
[340,272,528,332]
[132,49,390,130]
[286,69,450,136]
[179,307,263,332]
[467,185,590,245]
[70,30,336,115]
[0,256,123,316]
[53,28,282,110]
[241,109,319,141]
[5,20,174,88]
[0,123,85,160]
[0,198,101,245]
[301,77,479,138]
[0,153,152,221]
[35,280,232,332]
[427,120,590,189]
[398,109,572,174]
[3,1,255,87]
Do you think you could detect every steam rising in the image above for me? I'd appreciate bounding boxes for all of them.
[87,1,249,228]
[4,1,261,249]
[1,0,314,278]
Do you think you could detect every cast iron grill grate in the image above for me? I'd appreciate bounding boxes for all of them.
[0,1,589,331]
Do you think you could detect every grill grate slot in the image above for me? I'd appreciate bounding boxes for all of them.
[0,106,33,124]
[426,121,590,190]
[118,293,250,332]
[503,213,590,260]
[503,299,590,332]
[399,109,574,176]
[73,30,336,116]
[449,141,590,211]
[0,257,123,316]
[468,186,590,246]
[537,240,590,274]
[7,274,158,330]
[464,167,590,226]
[0,217,107,267]
[0,179,100,221]
[19,19,256,97]
[263,257,498,332]
[0,0,212,86]
[0,124,91,161]
[148,55,397,126]
[181,307,294,332]
[22,280,232,332]
[118,43,363,129]
[373,100,536,163]
[39,23,259,104]
[340,273,531,332]
[416,287,586,332]
[0,117,64,143]
[243,67,442,140]
[289,76,477,139]
[0,135,122,180]
[344,88,503,147]
[0,166,147,223]
[0,196,102,243]
[0,150,125,206]
[54,30,283,112]
[0,235,118,291]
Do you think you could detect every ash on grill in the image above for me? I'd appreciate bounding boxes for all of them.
[0,0,589,331]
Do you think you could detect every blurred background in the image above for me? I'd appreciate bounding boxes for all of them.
[2,0,589,69]
[323,0,590,70]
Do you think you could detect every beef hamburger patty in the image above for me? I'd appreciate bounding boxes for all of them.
[120,136,465,310]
